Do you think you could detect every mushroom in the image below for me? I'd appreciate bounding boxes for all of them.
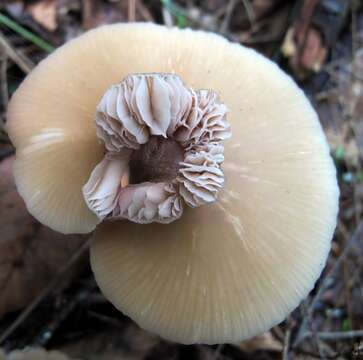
[6,23,339,344]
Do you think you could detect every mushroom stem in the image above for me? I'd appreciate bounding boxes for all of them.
[129,136,184,184]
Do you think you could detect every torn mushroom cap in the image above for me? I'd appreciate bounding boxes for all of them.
[7,23,339,344]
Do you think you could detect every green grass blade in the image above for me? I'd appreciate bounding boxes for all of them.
[0,12,55,53]
[160,0,188,28]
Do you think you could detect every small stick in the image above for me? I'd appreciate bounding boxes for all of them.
[0,32,33,74]
[241,0,257,32]
[137,0,154,22]
[0,53,8,108]
[161,0,174,28]
[128,0,136,22]
[303,330,363,341]
[351,0,358,60]
[0,51,7,133]
[87,311,124,328]
[282,328,291,360]
[0,237,92,345]
[219,0,237,34]
[213,344,224,360]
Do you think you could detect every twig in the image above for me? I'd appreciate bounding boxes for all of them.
[0,51,7,133]
[0,52,8,109]
[82,0,92,30]
[293,220,363,348]
[0,237,92,345]
[297,348,350,360]
[161,0,174,27]
[136,0,154,22]
[213,344,224,360]
[295,0,319,70]
[240,33,282,44]
[272,325,285,342]
[128,0,136,22]
[87,311,123,328]
[282,328,291,360]
[0,31,33,74]
[219,0,237,34]
[351,0,358,59]
[303,330,363,341]
[241,0,257,32]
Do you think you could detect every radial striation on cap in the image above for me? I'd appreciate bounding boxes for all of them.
[7,23,339,344]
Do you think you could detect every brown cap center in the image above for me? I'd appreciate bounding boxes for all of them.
[129,136,184,184]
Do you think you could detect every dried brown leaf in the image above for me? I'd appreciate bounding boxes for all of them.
[281,0,328,78]
[0,156,86,319]
[300,28,327,72]
[282,25,327,78]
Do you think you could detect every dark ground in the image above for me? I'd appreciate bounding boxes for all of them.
[0,0,362,359]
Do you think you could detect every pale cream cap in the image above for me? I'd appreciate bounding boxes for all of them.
[7,23,339,344]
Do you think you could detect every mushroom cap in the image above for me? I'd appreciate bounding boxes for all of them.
[7,23,339,343]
